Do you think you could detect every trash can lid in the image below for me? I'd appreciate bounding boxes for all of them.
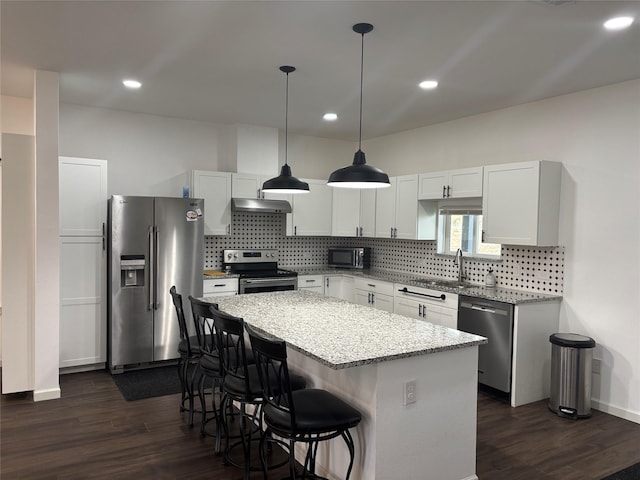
[550,333,596,348]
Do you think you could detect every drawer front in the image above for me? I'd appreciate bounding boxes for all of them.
[298,275,324,289]
[354,277,394,296]
[394,284,458,309]
[203,278,238,295]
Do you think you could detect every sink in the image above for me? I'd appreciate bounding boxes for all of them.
[412,278,469,289]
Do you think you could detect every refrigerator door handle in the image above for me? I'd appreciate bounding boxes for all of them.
[153,226,160,310]
[148,226,154,311]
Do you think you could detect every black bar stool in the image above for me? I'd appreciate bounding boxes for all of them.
[247,324,362,480]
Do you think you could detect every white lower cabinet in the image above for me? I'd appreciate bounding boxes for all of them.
[394,284,458,329]
[203,277,238,297]
[354,278,394,313]
[324,275,354,302]
[60,236,106,368]
[298,275,324,294]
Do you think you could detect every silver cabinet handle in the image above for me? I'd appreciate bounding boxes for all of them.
[418,304,423,316]
[442,185,446,198]
[447,185,451,197]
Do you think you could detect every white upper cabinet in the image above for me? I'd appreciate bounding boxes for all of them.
[232,173,263,199]
[190,170,232,235]
[331,189,376,237]
[231,172,292,202]
[375,175,436,240]
[288,179,332,236]
[418,167,483,200]
[375,177,397,238]
[482,161,562,246]
[59,157,107,236]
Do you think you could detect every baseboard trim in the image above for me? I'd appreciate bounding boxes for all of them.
[593,399,640,425]
[33,387,61,402]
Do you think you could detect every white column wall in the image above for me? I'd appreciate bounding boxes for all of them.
[33,71,61,401]
[364,79,640,422]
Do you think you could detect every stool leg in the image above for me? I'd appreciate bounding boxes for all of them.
[342,429,356,480]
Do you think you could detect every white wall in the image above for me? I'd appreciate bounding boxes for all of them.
[364,79,640,422]
[60,104,354,197]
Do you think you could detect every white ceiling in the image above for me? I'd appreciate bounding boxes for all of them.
[2,1,639,141]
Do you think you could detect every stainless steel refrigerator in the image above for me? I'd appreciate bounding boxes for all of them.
[108,195,204,373]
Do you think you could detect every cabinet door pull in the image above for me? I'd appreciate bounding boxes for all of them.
[326,278,329,288]
[294,226,297,236]
[442,185,446,198]
[356,227,359,237]
[418,304,423,316]
[422,304,427,317]
[481,230,485,242]
[102,222,106,251]
[447,185,451,197]
[371,293,375,304]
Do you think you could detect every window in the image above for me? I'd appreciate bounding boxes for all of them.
[437,200,501,258]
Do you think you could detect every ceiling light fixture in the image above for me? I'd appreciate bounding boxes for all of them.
[327,23,390,189]
[323,113,338,121]
[603,16,634,30]
[122,79,142,89]
[262,66,310,194]
[419,80,439,90]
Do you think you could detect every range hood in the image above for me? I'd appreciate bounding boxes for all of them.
[231,197,292,214]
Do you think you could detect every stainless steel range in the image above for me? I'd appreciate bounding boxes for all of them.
[223,249,298,294]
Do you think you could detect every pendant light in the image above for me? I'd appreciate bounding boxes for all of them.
[262,66,310,194]
[327,23,390,189]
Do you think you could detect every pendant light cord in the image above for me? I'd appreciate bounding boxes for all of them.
[285,70,289,166]
[358,31,364,151]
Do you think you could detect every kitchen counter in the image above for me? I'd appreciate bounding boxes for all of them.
[206,290,486,369]
[202,290,482,480]
[293,266,562,304]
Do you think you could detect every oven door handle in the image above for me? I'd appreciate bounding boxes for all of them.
[242,278,295,284]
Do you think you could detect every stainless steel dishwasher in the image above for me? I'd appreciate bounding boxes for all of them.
[458,296,514,393]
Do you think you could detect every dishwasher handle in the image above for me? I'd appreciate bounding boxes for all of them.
[460,300,509,316]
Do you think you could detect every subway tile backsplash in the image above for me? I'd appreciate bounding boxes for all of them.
[205,213,564,294]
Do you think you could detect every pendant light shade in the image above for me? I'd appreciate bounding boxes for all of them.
[327,23,390,189]
[262,66,309,194]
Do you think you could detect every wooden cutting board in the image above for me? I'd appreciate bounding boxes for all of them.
[203,270,227,277]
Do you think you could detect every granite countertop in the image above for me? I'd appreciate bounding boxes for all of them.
[204,290,487,370]
[293,267,562,305]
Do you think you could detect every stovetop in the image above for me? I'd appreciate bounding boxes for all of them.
[222,249,297,279]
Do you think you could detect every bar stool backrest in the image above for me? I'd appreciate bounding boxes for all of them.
[170,286,191,356]
[188,296,218,356]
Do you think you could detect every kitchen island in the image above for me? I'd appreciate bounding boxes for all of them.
[204,290,486,480]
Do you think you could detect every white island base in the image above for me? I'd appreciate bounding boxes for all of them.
[287,345,479,480]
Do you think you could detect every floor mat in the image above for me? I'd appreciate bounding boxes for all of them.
[601,462,640,480]
[112,365,182,401]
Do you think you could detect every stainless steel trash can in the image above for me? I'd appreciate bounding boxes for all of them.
[549,333,596,419]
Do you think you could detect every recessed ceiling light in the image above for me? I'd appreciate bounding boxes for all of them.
[603,16,634,31]
[419,80,439,90]
[323,113,338,121]
[122,79,142,89]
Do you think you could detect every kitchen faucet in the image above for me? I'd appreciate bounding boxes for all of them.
[454,248,465,283]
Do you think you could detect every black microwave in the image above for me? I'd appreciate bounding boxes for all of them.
[328,247,371,269]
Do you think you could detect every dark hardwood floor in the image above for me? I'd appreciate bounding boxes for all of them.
[2,369,639,479]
